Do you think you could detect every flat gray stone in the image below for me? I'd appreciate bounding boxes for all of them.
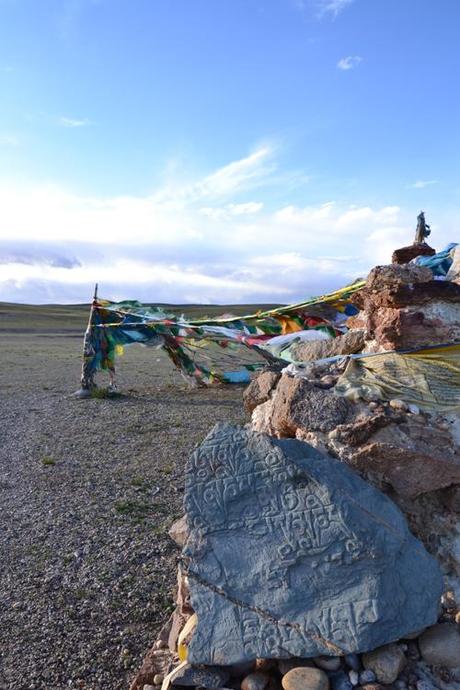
[183,423,443,665]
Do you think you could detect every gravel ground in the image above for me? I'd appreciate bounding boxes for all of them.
[0,333,247,690]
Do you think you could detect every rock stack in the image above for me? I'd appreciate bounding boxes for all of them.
[130,252,460,690]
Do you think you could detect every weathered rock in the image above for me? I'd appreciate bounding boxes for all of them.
[329,413,398,447]
[418,623,460,668]
[169,662,231,687]
[270,375,351,436]
[392,243,436,265]
[184,423,443,665]
[362,264,433,293]
[169,516,189,547]
[358,300,460,350]
[281,667,329,690]
[349,418,460,497]
[244,371,281,415]
[362,643,407,684]
[241,672,271,690]
[290,330,365,363]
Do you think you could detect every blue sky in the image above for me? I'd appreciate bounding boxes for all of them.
[1,0,459,304]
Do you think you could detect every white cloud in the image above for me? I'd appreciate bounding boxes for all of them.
[59,116,91,128]
[0,146,454,305]
[318,0,354,17]
[337,55,362,71]
[200,202,263,220]
[409,179,439,189]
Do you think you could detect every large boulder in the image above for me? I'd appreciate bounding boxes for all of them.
[348,418,460,498]
[243,370,280,415]
[183,424,443,665]
[269,375,351,436]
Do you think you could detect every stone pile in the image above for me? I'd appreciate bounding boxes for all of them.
[130,255,460,690]
[245,261,460,603]
[130,425,460,690]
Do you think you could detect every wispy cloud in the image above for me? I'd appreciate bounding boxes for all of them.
[59,116,91,128]
[337,55,362,71]
[154,145,278,205]
[408,179,439,189]
[317,0,355,18]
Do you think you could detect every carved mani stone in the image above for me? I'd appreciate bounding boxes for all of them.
[183,423,443,665]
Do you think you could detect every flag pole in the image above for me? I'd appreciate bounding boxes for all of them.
[74,283,98,398]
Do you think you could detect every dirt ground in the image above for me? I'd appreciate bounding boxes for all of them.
[0,312,248,690]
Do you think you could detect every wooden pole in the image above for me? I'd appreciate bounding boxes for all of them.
[78,284,99,393]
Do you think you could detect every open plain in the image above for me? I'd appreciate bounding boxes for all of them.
[0,303,267,690]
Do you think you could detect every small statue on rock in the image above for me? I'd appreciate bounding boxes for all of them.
[414,211,431,244]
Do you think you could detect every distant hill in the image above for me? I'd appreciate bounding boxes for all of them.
[0,302,284,334]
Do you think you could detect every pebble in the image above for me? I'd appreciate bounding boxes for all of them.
[328,670,352,690]
[281,667,330,690]
[154,639,168,649]
[441,591,457,611]
[255,659,277,672]
[348,670,359,686]
[153,674,164,685]
[314,656,341,671]
[362,644,407,684]
[418,623,460,667]
[389,399,408,411]
[407,403,420,415]
[358,670,376,685]
[143,686,155,690]
[242,672,271,690]
[344,654,361,672]
[394,680,407,690]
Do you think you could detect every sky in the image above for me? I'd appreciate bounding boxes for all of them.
[0,0,459,305]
